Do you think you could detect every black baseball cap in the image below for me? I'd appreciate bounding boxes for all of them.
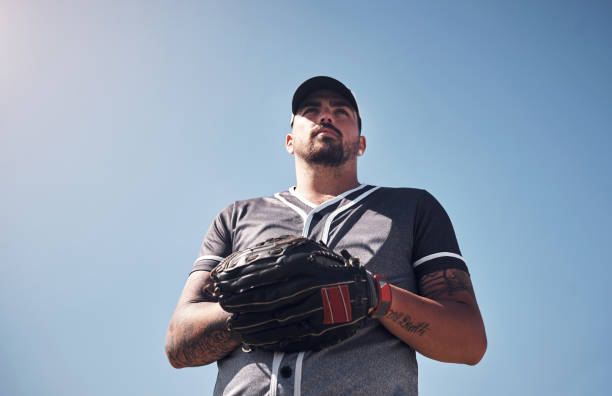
[292,76,360,115]
[291,76,361,130]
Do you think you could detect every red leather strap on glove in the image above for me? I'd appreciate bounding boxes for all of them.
[370,274,392,318]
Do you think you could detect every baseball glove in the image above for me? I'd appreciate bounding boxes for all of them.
[210,235,391,353]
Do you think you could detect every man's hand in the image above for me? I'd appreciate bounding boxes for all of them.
[211,235,388,352]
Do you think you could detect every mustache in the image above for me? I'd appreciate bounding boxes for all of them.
[318,122,342,136]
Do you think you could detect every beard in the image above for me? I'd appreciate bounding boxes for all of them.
[300,136,361,167]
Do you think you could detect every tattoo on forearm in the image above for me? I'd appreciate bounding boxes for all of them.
[167,312,240,367]
[419,269,475,300]
[385,309,430,336]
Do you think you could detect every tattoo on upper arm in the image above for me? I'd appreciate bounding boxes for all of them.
[419,269,476,300]
[385,309,430,336]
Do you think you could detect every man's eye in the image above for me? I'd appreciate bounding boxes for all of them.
[303,108,318,115]
[335,109,349,116]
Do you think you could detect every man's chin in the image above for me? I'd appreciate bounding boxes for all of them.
[299,141,359,167]
[305,150,346,167]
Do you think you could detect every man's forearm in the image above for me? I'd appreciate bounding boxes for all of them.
[165,302,241,368]
[379,284,487,365]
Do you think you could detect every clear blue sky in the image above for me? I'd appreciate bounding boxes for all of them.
[2,1,611,395]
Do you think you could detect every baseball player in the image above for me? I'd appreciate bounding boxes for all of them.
[165,76,487,395]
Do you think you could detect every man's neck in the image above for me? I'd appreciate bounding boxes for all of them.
[293,158,360,205]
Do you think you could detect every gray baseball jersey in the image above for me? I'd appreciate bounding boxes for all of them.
[192,184,468,396]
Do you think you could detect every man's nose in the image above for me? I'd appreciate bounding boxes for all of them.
[319,106,333,124]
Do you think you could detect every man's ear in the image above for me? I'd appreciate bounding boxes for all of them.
[286,133,294,154]
[358,135,366,156]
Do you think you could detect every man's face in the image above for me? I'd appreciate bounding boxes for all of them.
[287,90,364,167]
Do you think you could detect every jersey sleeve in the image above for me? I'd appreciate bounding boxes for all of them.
[191,203,235,274]
[411,190,469,278]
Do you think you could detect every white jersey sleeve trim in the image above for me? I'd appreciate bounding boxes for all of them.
[193,255,224,265]
[321,186,381,245]
[274,193,308,220]
[412,252,465,268]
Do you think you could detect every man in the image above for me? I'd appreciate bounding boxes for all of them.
[165,76,487,395]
